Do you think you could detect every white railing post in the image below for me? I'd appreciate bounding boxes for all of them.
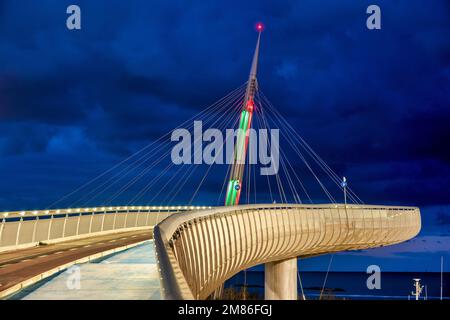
[0,217,5,247]
[135,210,139,228]
[124,210,128,228]
[156,210,160,224]
[100,210,106,232]
[47,215,53,240]
[32,216,38,243]
[76,213,81,236]
[88,212,94,233]
[62,214,68,238]
[145,211,150,226]
[112,211,117,230]
[15,217,23,246]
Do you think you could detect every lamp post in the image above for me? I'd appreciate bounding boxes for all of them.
[341,177,347,207]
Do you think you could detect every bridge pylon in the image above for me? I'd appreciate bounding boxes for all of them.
[221,24,299,300]
[224,25,261,206]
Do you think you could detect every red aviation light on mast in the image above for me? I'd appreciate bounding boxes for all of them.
[255,22,265,32]
[225,24,262,207]
[246,97,255,112]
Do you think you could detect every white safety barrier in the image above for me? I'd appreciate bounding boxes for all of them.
[154,203,421,299]
[0,205,212,252]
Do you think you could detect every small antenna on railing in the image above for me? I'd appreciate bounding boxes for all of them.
[341,177,348,207]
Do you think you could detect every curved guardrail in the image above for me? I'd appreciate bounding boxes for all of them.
[154,203,421,300]
[0,205,212,252]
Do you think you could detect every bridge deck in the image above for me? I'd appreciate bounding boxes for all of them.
[0,229,152,297]
[11,240,160,300]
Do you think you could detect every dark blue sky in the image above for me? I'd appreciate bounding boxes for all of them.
[0,0,449,271]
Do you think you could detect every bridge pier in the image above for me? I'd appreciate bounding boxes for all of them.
[265,258,297,300]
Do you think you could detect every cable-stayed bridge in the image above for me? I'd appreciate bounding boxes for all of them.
[0,26,421,300]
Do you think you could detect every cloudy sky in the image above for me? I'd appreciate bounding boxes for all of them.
[0,0,449,272]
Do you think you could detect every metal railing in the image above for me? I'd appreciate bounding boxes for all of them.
[0,205,212,251]
[154,203,421,299]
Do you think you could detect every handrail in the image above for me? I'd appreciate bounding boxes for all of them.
[0,205,213,219]
[153,225,184,300]
[0,206,212,251]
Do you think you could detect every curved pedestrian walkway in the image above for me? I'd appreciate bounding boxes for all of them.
[10,240,160,300]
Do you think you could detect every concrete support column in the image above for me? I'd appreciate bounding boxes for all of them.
[265,258,297,300]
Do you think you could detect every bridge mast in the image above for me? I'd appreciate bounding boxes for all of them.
[225,24,263,206]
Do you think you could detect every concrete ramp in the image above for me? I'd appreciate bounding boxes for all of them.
[18,241,161,300]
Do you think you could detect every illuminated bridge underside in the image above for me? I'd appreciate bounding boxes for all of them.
[154,204,421,300]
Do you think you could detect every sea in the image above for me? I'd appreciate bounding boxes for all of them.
[224,271,450,300]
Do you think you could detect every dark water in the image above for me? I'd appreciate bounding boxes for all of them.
[224,271,450,300]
